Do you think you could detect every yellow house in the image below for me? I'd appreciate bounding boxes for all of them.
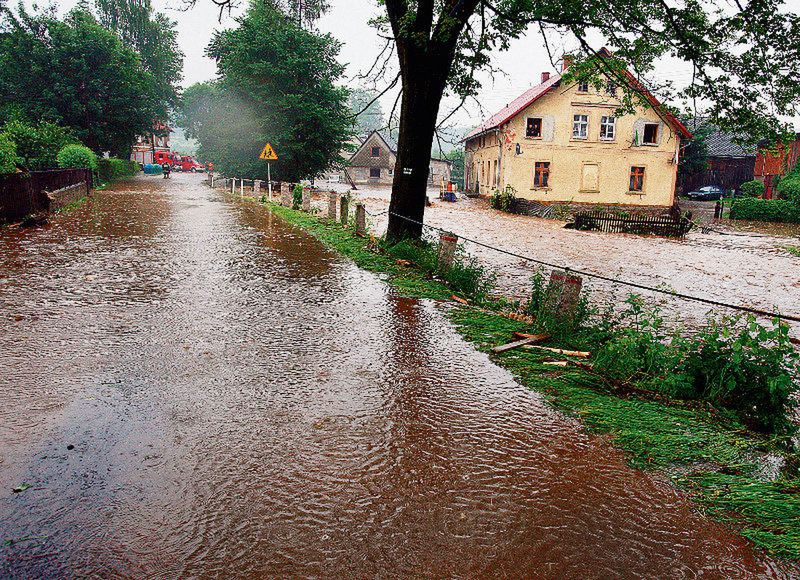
[464,53,692,209]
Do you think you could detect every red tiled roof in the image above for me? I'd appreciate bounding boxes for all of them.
[465,73,562,140]
[464,54,693,141]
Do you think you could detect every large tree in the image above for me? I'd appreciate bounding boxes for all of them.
[179,1,352,182]
[369,0,800,240]
[0,7,161,154]
[94,0,184,112]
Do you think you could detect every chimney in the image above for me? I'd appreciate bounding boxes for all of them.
[562,55,573,71]
[541,71,551,83]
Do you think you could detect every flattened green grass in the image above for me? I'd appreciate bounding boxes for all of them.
[266,201,800,560]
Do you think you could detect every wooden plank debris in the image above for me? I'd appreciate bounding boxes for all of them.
[523,345,591,358]
[491,333,550,353]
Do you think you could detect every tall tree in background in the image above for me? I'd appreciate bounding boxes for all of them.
[0,7,161,154]
[180,1,351,181]
[348,88,385,137]
[94,0,183,113]
[366,0,800,240]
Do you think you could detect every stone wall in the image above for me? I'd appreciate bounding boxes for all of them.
[47,183,88,212]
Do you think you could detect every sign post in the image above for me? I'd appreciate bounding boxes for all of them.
[259,143,278,201]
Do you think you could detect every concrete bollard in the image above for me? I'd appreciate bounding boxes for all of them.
[540,269,584,327]
[302,188,311,212]
[254,180,261,196]
[328,192,338,220]
[231,178,236,194]
[280,182,292,207]
[340,195,349,226]
[438,231,458,272]
[355,203,366,236]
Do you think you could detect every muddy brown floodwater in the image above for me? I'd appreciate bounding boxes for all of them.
[0,174,792,578]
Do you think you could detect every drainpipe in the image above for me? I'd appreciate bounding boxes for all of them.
[497,128,503,191]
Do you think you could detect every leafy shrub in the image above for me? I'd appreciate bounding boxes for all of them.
[489,185,516,212]
[57,144,98,170]
[523,269,594,339]
[729,198,800,223]
[739,179,765,198]
[292,183,303,210]
[776,175,800,204]
[97,157,138,182]
[0,133,17,174]
[0,120,77,170]
[592,297,800,438]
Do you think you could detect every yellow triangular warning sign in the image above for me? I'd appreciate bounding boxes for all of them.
[259,143,278,160]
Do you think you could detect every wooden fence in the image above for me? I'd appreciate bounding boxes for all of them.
[573,210,693,238]
[0,169,92,222]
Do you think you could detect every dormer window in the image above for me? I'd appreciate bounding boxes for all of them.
[371,146,381,157]
[577,81,589,93]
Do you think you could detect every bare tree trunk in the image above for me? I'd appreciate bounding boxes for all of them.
[386,68,447,241]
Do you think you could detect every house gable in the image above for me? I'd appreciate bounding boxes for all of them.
[348,131,396,169]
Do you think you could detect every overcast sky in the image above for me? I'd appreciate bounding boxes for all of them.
[33,0,800,135]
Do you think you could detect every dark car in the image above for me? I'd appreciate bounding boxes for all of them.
[685,185,727,201]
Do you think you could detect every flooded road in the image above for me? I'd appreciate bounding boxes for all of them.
[0,174,788,577]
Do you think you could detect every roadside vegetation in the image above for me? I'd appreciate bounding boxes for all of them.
[261,197,800,560]
[731,167,800,223]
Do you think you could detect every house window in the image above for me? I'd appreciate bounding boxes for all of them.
[370,167,381,178]
[371,146,381,157]
[606,81,617,96]
[600,116,616,140]
[526,117,542,138]
[534,162,550,188]
[572,114,588,139]
[630,166,645,191]
[577,81,589,92]
[581,163,600,192]
[643,123,659,145]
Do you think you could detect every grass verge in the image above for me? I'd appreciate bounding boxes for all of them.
[265,200,800,560]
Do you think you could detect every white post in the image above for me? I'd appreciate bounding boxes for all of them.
[240,178,244,197]
[231,178,235,194]
[267,163,273,201]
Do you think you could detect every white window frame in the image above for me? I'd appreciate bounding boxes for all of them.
[572,114,589,140]
[577,81,589,93]
[600,116,616,141]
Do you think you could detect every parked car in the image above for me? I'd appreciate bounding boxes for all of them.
[684,185,728,201]
[179,156,206,172]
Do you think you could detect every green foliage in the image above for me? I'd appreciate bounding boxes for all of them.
[0,133,17,174]
[730,198,800,223]
[446,149,464,188]
[678,123,711,178]
[97,157,138,182]
[0,7,162,155]
[593,297,800,438]
[179,2,352,182]
[292,184,303,210]
[0,120,78,170]
[57,144,98,170]
[786,246,800,257]
[348,88,384,136]
[523,269,594,340]
[383,237,495,301]
[94,0,183,112]
[489,185,516,212]
[776,175,800,204]
[739,179,765,198]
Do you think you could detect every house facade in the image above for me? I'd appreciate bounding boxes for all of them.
[130,122,172,165]
[464,54,691,209]
[345,131,452,186]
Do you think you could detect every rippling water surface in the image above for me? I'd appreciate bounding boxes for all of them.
[0,175,789,578]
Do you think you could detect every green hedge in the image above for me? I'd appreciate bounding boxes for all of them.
[730,197,800,223]
[97,157,138,183]
[57,144,98,170]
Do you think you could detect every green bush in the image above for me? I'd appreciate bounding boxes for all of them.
[57,144,98,170]
[739,179,765,198]
[97,157,138,182]
[729,197,800,223]
[489,185,516,212]
[592,297,800,438]
[776,175,800,204]
[0,120,77,170]
[0,133,17,174]
[292,183,303,210]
